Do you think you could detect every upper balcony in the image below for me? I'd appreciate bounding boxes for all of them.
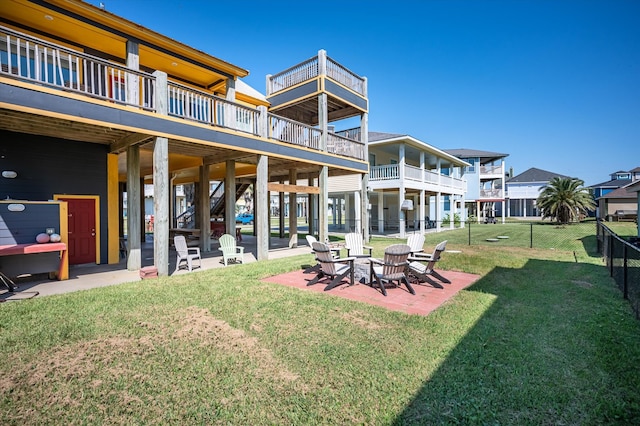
[266,50,368,126]
[369,164,466,194]
[0,26,366,175]
[480,164,504,178]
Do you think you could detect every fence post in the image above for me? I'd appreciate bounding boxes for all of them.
[530,222,533,248]
[623,244,628,300]
[468,221,471,245]
[609,234,614,277]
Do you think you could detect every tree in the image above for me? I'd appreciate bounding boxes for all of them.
[536,177,596,224]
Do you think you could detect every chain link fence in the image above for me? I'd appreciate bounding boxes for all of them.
[597,220,640,319]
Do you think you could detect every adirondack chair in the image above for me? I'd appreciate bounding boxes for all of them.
[344,232,373,258]
[369,244,415,296]
[306,241,355,291]
[407,240,450,286]
[174,235,201,272]
[219,233,244,266]
[406,233,425,256]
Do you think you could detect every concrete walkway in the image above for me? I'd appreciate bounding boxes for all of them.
[2,234,313,298]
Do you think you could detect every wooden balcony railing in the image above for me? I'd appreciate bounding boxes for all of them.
[327,132,365,160]
[267,114,321,150]
[0,25,155,110]
[168,81,259,134]
[1,26,366,162]
[267,50,366,97]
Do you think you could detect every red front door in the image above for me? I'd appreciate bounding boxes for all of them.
[60,198,97,265]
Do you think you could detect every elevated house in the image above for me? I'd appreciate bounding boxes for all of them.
[326,132,468,238]
[0,0,368,276]
[590,167,640,220]
[444,149,508,223]
[505,167,569,218]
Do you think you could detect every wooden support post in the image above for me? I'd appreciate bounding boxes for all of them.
[256,155,269,260]
[126,145,141,271]
[200,164,211,252]
[289,168,298,247]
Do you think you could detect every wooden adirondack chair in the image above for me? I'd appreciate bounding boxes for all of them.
[369,244,415,296]
[344,232,373,258]
[406,233,425,256]
[219,233,244,266]
[306,241,355,291]
[407,240,450,286]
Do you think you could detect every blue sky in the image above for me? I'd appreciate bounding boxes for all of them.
[93,0,639,186]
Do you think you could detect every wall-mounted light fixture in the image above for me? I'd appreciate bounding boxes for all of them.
[2,171,17,179]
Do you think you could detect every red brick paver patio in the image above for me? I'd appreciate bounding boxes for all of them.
[263,269,481,316]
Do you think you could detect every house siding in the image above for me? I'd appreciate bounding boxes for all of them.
[0,130,109,263]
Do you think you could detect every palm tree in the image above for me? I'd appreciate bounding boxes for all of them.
[536,177,595,224]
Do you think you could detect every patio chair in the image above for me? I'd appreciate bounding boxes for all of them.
[369,244,415,296]
[344,232,373,258]
[407,240,451,286]
[174,235,201,272]
[306,241,355,291]
[406,233,425,256]
[219,233,244,266]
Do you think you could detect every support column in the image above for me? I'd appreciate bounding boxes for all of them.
[151,71,170,275]
[419,189,425,233]
[289,169,298,247]
[378,192,384,233]
[360,109,370,242]
[256,155,269,260]
[126,40,139,105]
[153,137,169,275]
[278,183,285,238]
[126,145,141,271]
[436,192,442,232]
[354,190,361,235]
[199,164,211,253]
[318,84,329,242]
[399,144,406,238]
[225,160,236,235]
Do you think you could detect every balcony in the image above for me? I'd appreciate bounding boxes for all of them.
[266,50,368,126]
[0,26,365,162]
[369,164,466,192]
[480,188,504,199]
[480,164,503,176]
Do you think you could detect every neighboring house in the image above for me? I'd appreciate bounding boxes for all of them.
[625,181,640,236]
[361,132,468,237]
[444,149,509,223]
[268,131,469,239]
[598,184,637,221]
[506,167,570,218]
[0,0,368,275]
[590,167,640,219]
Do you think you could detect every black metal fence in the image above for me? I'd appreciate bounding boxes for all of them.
[597,220,640,319]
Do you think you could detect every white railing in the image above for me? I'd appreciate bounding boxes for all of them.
[0,25,155,110]
[326,56,366,96]
[480,165,503,175]
[268,114,320,150]
[404,164,423,181]
[168,82,258,134]
[267,57,318,95]
[480,188,504,198]
[370,164,399,180]
[370,164,466,190]
[327,132,365,161]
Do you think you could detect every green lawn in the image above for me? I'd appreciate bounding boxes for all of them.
[1,226,639,424]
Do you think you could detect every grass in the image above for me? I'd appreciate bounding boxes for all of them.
[1,227,640,424]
